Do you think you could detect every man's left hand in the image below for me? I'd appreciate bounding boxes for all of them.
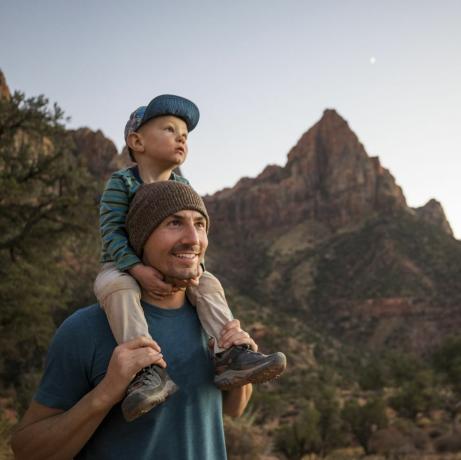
[218,319,258,351]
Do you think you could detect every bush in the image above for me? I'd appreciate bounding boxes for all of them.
[224,413,266,460]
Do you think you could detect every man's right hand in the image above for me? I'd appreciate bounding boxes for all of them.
[96,336,167,408]
[128,263,174,300]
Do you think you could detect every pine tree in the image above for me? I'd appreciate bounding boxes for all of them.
[0,92,99,394]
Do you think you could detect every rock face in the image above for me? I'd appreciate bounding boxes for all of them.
[0,70,11,100]
[206,110,407,243]
[415,199,453,236]
[70,128,119,181]
[204,110,460,353]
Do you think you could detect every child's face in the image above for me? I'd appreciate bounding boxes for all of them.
[134,115,189,167]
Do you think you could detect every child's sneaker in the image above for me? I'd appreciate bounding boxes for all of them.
[214,345,286,390]
[121,365,178,422]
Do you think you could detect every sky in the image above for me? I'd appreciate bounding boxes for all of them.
[1,0,460,238]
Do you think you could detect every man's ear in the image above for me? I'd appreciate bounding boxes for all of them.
[126,132,144,154]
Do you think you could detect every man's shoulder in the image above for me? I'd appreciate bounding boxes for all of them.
[57,304,106,337]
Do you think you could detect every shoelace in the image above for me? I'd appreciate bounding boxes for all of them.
[128,366,158,392]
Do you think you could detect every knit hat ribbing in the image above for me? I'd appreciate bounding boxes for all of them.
[126,181,209,257]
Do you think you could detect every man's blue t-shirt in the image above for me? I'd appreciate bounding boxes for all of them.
[35,299,227,460]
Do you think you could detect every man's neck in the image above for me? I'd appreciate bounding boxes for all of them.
[141,289,187,310]
[136,158,175,184]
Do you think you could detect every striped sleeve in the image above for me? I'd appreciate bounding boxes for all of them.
[99,173,141,271]
[171,172,191,185]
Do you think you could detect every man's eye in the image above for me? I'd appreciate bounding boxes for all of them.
[169,220,181,226]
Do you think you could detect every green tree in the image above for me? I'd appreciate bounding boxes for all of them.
[389,370,438,420]
[275,404,321,459]
[342,398,388,455]
[0,92,98,395]
[432,336,461,396]
[315,386,345,456]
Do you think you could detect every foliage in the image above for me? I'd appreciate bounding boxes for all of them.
[0,410,13,460]
[342,398,388,455]
[224,413,265,460]
[315,386,346,455]
[432,336,461,397]
[0,92,98,393]
[357,351,427,391]
[275,386,346,459]
[389,370,439,420]
[275,404,321,459]
[313,212,461,303]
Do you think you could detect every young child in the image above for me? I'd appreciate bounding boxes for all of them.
[94,95,286,422]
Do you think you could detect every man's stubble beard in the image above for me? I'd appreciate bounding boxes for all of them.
[163,262,201,285]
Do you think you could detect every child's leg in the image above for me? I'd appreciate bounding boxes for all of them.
[94,263,177,422]
[94,262,151,343]
[188,271,287,391]
[186,271,233,354]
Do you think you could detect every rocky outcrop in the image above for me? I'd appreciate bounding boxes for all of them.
[69,128,119,181]
[206,110,408,242]
[204,109,460,354]
[414,199,453,236]
[0,70,10,100]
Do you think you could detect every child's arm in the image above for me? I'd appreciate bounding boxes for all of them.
[99,173,141,272]
[128,263,174,298]
[99,173,173,297]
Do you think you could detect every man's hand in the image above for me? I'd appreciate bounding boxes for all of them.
[128,264,174,300]
[97,336,166,407]
[218,319,258,351]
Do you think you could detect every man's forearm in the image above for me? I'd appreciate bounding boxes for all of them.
[12,383,115,460]
[222,384,253,417]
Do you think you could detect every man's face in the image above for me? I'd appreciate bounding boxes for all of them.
[142,210,208,281]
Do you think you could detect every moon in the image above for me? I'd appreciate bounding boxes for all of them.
[370,56,376,65]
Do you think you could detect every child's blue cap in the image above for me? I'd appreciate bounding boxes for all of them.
[124,94,200,142]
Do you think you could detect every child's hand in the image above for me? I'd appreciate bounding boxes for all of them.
[170,264,203,290]
[128,264,174,300]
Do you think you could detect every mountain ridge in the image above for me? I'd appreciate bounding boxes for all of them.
[2,69,458,353]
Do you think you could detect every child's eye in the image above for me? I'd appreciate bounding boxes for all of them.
[165,126,175,132]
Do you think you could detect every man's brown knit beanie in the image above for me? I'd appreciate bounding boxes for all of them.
[126,181,209,257]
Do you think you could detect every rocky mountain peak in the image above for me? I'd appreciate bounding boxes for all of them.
[415,199,453,236]
[206,110,408,241]
[0,69,11,100]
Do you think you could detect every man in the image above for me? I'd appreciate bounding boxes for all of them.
[12,182,266,460]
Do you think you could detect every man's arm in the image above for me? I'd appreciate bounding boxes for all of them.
[11,337,166,460]
[222,384,253,417]
[218,319,257,418]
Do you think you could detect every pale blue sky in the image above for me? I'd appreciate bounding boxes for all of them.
[1,0,460,237]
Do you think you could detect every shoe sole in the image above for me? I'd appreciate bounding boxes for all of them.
[122,380,178,422]
[214,352,287,391]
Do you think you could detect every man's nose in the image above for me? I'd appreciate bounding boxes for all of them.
[181,223,200,245]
